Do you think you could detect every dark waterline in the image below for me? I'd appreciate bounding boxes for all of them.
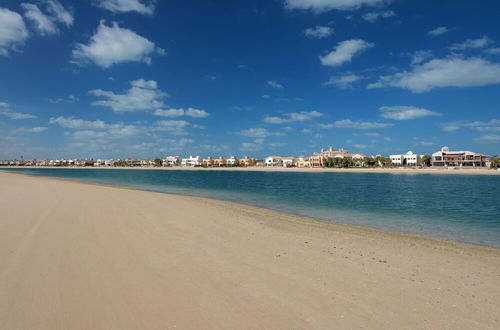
[2,168,500,248]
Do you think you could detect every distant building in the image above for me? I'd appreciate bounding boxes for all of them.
[181,156,202,167]
[238,156,256,167]
[214,156,227,167]
[164,156,180,167]
[432,146,487,167]
[296,156,310,168]
[226,156,238,166]
[265,156,283,167]
[390,151,422,166]
[202,156,214,167]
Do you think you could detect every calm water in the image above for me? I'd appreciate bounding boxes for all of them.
[2,168,500,247]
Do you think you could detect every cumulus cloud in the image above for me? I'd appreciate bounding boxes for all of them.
[0,8,29,56]
[72,21,164,68]
[94,0,156,15]
[428,26,452,37]
[319,119,393,129]
[410,50,433,65]
[16,126,47,133]
[21,1,73,35]
[304,26,333,39]
[238,128,284,138]
[50,116,122,129]
[477,134,500,142]
[368,57,500,93]
[263,111,323,124]
[362,10,396,22]
[442,119,500,132]
[155,120,192,136]
[320,39,374,67]
[379,106,441,120]
[89,78,166,112]
[153,107,210,118]
[450,36,492,51]
[21,3,57,35]
[485,47,500,55]
[49,95,78,104]
[267,80,284,89]
[284,0,389,12]
[322,74,364,88]
[0,103,36,119]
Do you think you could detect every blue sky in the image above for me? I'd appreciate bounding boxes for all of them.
[1,0,499,159]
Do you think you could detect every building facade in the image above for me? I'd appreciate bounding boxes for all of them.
[432,146,487,167]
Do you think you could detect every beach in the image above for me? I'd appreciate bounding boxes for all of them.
[0,171,499,329]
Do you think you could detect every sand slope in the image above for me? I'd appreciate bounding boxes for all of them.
[0,171,499,329]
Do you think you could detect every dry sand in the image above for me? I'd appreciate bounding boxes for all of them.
[0,171,499,329]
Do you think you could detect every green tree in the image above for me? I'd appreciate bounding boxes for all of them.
[490,155,500,168]
[421,155,432,167]
[154,158,162,167]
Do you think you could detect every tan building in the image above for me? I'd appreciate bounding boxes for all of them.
[432,146,487,167]
[296,156,310,168]
[238,156,256,167]
[309,155,323,168]
[202,157,214,167]
[214,156,227,167]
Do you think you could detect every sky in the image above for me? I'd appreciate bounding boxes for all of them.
[0,0,499,160]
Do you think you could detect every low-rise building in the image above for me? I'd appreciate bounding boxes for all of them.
[164,156,180,167]
[296,156,310,168]
[265,156,283,167]
[226,156,238,166]
[432,146,487,167]
[214,156,227,167]
[238,156,256,167]
[390,151,422,166]
[202,156,214,167]
[181,156,202,167]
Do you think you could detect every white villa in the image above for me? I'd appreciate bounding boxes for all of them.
[432,147,487,167]
[181,156,202,167]
[390,151,422,166]
[226,156,238,166]
[163,156,180,167]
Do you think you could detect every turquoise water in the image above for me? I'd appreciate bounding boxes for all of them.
[2,168,500,247]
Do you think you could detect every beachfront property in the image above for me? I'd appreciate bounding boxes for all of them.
[390,151,422,166]
[432,146,488,167]
[265,156,296,167]
[181,156,202,167]
[238,156,257,167]
[226,156,238,166]
[163,156,181,167]
[214,156,227,167]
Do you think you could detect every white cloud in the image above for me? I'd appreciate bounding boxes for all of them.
[94,0,156,15]
[45,0,73,27]
[477,134,500,142]
[263,111,323,124]
[267,80,284,89]
[49,95,78,104]
[320,39,374,67]
[72,21,164,68]
[442,119,500,132]
[485,47,500,55]
[450,36,492,51]
[155,120,192,136]
[21,1,73,35]
[322,74,364,88]
[304,26,333,39]
[0,8,29,56]
[379,106,441,120]
[21,3,57,35]
[362,10,395,22]
[0,103,36,119]
[368,57,500,93]
[238,128,284,138]
[16,126,47,133]
[428,26,452,37]
[284,0,389,12]
[410,50,433,65]
[50,116,122,129]
[414,140,434,147]
[153,107,210,118]
[319,119,393,129]
[89,78,166,112]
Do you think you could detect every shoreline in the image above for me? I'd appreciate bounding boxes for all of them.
[2,165,500,175]
[1,171,499,328]
[3,169,499,250]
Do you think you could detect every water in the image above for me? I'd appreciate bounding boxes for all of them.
[2,168,500,247]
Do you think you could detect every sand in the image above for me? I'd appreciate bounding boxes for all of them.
[0,171,499,329]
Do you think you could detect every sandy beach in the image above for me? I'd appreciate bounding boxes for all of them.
[0,171,499,329]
